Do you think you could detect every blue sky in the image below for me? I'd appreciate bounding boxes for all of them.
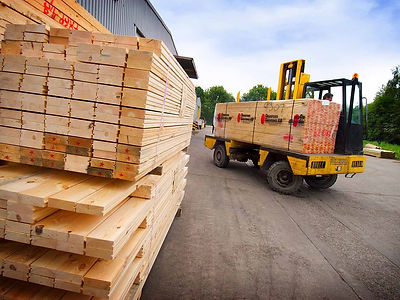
[151,0,400,103]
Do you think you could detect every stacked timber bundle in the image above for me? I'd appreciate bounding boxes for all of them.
[0,24,195,180]
[215,99,341,154]
[0,151,188,299]
[0,0,110,41]
[0,24,194,299]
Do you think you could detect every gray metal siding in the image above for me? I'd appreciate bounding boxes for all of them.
[77,0,177,55]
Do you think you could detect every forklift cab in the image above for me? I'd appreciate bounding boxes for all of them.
[302,77,363,155]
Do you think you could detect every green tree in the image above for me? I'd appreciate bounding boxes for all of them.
[241,84,277,102]
[367,66,400,144]
[196,85,235,124]
[195,86,205,100]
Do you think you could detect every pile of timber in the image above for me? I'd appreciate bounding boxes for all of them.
[363,144,395,159]
[0,151,188,299]
[0,24,195,180]
[0,24,194,299]
[215,99,341,153]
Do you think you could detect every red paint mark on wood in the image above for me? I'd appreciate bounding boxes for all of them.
[43,0,79,30]
[261,114,266,124]
[283,134,293,141]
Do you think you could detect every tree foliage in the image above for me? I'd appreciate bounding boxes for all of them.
[367,66,400,144]
[195,86,235,124]
[241,84,276,102]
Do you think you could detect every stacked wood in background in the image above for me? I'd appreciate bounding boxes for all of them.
[214,99,341,154]
[363,144,395,159]
[0,24,195,180]
[0,0,110,42]
[0,150,188,299]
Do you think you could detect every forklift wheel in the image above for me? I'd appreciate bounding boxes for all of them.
[266,161,302,195]
[304,174,338,189]
[213,144,229,168]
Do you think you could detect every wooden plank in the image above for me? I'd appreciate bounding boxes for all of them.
[47,176,109,212]
[85,197,152,259]
[83,227,147,296]
[61,177,143,216]
[6,201,57,223]
[0,169,89,206]
[0,163,40,186]
[3,244,48,280]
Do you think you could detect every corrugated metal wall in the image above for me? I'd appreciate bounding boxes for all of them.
[77,0,178,55]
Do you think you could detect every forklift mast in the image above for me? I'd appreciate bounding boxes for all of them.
[276,59,310,100]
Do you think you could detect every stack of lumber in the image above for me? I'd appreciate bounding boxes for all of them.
[214,99,341,154]
[0,150,188,299]
[0,22,194,299]
[0,24,195,180]
[0,0,110,42]
[363,144,395,159]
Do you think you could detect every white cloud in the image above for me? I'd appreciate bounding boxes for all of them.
[151,0,400,103]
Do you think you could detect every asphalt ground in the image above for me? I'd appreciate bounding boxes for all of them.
[142,126,400,300]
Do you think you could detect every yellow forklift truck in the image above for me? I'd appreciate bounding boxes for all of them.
[204,60,366,194]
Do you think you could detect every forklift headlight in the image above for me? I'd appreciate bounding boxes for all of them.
[336,166,342,172]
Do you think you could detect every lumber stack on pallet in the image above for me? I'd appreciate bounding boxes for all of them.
[0,24,195,181]
[215,99,341,154]
[0,150,188,299]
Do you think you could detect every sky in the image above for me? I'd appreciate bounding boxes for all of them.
[151,0,400,104]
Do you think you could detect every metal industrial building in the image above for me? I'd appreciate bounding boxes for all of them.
[77,0,197,79]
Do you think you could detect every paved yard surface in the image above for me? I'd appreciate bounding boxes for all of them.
[142,127,400,299]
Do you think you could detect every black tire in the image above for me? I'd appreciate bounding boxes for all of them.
[304,174,338,189]
[213,144,229,168]
[266,161,303,195]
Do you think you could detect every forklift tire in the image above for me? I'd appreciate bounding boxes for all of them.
[304,174,338,190]
[213,144,229,168]
[266,161,302,195]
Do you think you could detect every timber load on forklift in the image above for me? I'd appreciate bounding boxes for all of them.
[204,60,366,194]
